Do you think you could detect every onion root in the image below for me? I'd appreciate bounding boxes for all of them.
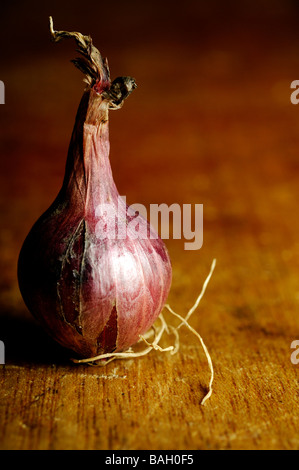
[72,259,216,406]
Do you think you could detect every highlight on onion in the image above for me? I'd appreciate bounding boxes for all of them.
[17,17,216,405]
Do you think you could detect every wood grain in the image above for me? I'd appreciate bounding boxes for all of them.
[1,0,299,450]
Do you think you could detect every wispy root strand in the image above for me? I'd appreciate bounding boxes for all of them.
[72,259,216,405]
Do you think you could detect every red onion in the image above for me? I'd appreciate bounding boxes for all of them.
[18,18,172,360]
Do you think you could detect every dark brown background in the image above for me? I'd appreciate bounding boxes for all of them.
[1,0,299,450]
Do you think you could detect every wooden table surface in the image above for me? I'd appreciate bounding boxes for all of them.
[1,0,299,450]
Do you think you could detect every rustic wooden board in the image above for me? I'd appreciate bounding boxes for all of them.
[1,0,299,450]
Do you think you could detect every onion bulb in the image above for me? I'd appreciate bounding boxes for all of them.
[18,18,172,360]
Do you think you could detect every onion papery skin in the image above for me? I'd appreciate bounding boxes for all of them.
[18,89,172,359]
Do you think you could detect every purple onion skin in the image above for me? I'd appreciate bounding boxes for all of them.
[18,89,172,359]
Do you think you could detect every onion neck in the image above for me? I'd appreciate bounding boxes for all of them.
[62,89,118,219]
[50,19,136,218]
